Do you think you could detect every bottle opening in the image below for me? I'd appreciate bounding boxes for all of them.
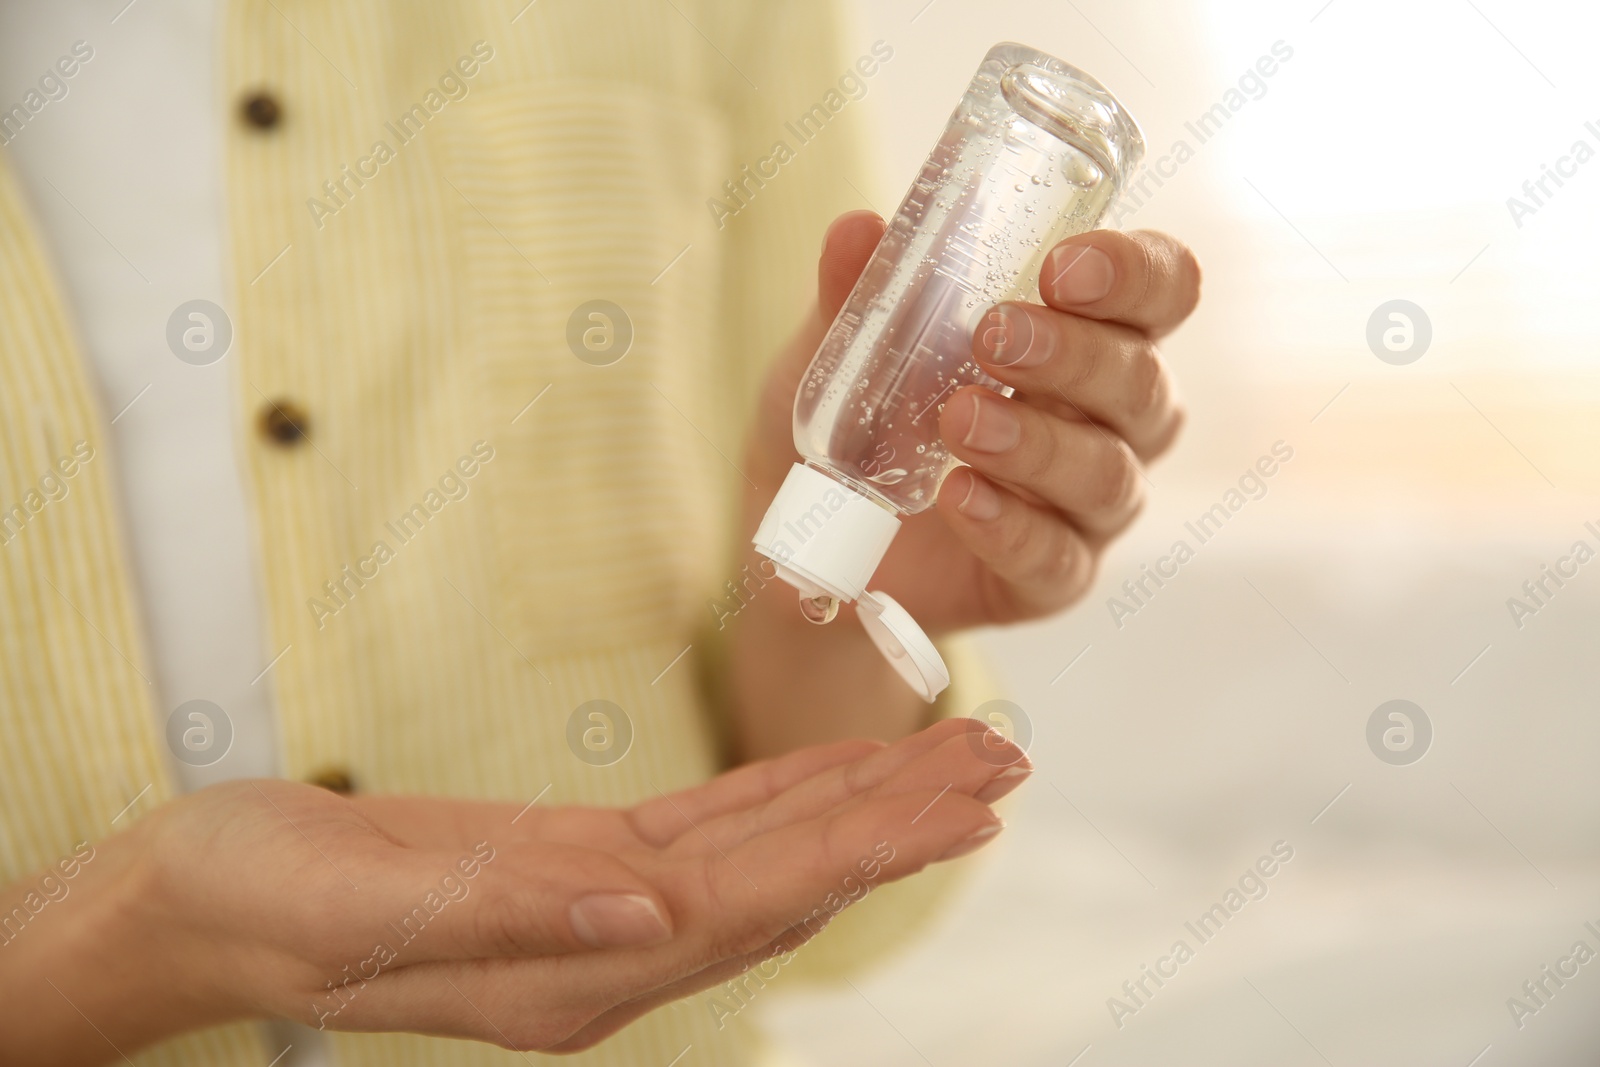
[996,48,1144,188]
[799,593,840,625]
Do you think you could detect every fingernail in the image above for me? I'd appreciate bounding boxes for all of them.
[977,730,1034,771]
[569,894,671,948]
[980,305,1042,368]
[1047,245,1115,305]
[974,765,1032,804]
[956,472,1002,521]
[936,820,1004,863]
[961,393,1020,454]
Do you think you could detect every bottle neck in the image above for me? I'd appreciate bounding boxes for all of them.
[802,458,901,515]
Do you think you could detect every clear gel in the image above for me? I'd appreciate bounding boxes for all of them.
[793,43,1144,514]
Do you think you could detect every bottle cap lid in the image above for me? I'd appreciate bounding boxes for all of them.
[753,462,901,603]
[753,463,949,702]
[856,591,950,703]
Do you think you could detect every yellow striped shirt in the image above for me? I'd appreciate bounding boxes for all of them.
[0,2,988,1063]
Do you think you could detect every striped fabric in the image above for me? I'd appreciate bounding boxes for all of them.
[0,2,988,1064]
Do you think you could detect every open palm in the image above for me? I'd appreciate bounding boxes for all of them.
[140,718,1022,1052]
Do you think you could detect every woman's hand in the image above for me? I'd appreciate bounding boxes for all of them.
[0,719,1024,1062]
[753,210,1200,630]
[730,212,1200,758]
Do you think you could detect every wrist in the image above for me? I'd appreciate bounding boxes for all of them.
[0,803,247,1064]
[727,549,929,758]
[105,807,251,1034]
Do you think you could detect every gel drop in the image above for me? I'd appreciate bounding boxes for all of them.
[753,42,1144,700]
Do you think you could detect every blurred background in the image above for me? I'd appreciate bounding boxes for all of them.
[758,1,1600,1064]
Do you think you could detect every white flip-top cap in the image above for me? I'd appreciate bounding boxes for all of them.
[753,462,950,703]
[856,591,950,702]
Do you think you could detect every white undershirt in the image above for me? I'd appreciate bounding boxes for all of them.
[0,9,328,1059]
[0,1,280,793]
[3,8,328,1062]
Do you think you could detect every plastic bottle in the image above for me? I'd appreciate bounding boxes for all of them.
[752,42,1144,701]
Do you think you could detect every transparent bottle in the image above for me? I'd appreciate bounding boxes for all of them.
[753,42,1144,701]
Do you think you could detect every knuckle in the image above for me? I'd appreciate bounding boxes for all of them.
[1117,233,1159,314]
[475,884,547,955]
[1127,230,1202,325]
[1173,241,1204,315]
[692,855,771,960]
[1023,412,1062,483]
[622,798,674,849]
[1016,303,1052,364]
[1159,401,1188,453]
[996,504,1041,563]
[1124,343,1168,422]
[692,852,734,918]
[1088,439,1140,513]
[841,751,873,795]
[1035,527,1079,589]
[1060,537,1099,603]
[1017,523,1096,615]
[1061,323,1101,391]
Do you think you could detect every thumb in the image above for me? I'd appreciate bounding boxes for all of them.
[749,210,886,490]
[817,209,885,320]
[371,840,674,963]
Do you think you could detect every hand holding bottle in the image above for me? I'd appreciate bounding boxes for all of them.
[737,46,1199,719]
[752,210,1199,636]
[728,211,1198,758]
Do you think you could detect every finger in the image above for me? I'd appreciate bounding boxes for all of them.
[751,210,886,489]
[544,928,803,1052]
[818,209,885,319]
[695,722,1030,849]
[364,840,672,962]
[1038,229,1202,338]
[934,466,1099,619]
[939,387,1145,535]
[356,789,1002,1051]
[971,301,1184,460]
[328,956,591,1051]
[689,787,1002,960]
[628,737,883,846]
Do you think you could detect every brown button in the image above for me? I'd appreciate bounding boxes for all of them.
[258,398,310,446]
[240,91,282,130]
[306,767,356,795]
